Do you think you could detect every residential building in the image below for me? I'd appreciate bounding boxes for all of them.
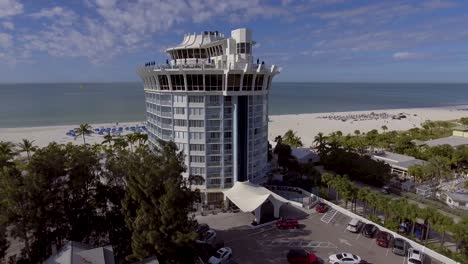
[137,28,280,204]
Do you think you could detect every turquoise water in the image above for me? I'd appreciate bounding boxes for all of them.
[1,82,468,127]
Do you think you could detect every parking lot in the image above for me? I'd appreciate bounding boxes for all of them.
[197,206,443,264]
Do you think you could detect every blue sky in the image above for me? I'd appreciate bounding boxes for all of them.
[0,0,468,83]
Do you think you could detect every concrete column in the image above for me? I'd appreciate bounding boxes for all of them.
[273,203,281,218]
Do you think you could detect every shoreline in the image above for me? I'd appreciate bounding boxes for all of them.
[1,105,467,148]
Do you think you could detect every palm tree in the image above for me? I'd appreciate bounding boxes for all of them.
[313,132,327,155]
[425,156,453,182]
[321,172,334,198]
[357,188,371,216]
[0,141,16,167]
[17,139,37,161]
[381,125,388,133]
[74,123,93,144]
[134,132,148,146]
[113,137,128,150]
[125,133,139,152]
[354,130,361,136]
[103,133,113,146]
[433,213,454,247]
[406,203,420,236]
[282,129,303,147]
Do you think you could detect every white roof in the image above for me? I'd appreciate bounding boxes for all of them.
[223,181,289,212]
[44,242,115,264]
[424,136,468,147]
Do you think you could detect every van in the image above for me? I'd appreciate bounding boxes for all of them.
[346,218,361,233]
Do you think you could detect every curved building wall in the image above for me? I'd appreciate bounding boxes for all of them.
[140,69,272,190]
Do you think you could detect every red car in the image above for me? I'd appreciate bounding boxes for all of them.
[315,202,329,213]
[287,249,319,264]
[276,218,299,229]
[376,231,393,248]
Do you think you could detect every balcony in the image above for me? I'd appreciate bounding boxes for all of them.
[206,113,220,119]
[206,138,221,143]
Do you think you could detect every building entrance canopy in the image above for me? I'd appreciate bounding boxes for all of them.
[223,181,289,213]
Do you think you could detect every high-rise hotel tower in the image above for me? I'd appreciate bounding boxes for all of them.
[138,28,280,203]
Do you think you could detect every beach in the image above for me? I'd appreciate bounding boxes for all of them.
[1,105,468,148]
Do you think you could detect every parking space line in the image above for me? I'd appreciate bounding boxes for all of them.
[247,226,275,237]
[386,248,390,256]
[355,233,361,240]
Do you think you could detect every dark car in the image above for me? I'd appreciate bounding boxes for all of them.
[197,223,210,238]
[315,202,329,213]
[376,231,392,248]
[392,238,408,256]
[362,223,378,238]
[287,249,319,264]
[276,218,299,229]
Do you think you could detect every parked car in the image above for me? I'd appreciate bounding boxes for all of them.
[287,248,319,264]
[328,253,361,264]
[346,218,362,233]
[197,223,210,237]
[315,202,329,213]
[197,229,217,244]
[376,231,393,248]
[407,248,425,264]
[361,224,378,238]
[208,247,232,264]
[276,218,299,229]
[392,238,408,256]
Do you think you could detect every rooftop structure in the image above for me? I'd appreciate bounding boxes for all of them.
[43,241,115,264]
[371,151,426,179]
[137,28,280,204]
[424,136,468,147]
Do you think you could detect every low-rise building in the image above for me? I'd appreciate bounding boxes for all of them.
[421,126,468,147]
[291,147,320,164]
[44,241,115,264]
[371,151,426,179]
[442,192,468,210]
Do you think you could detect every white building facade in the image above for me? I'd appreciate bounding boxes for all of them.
[137,28,280,203]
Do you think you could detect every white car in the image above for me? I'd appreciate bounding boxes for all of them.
[208,247,232,264]
[328,253,361,264]
[407,248,425,264]
[346,218,361,233]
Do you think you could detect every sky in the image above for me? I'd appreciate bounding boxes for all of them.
[0,0,468,83]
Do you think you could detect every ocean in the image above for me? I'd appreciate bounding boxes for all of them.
[1,82,468,128]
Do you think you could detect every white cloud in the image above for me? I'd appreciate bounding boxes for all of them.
[0,33,12,48]
[393,51,428,60]
[0,0,23,18]
[2,21,14,30]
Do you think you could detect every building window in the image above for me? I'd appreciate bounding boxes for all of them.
[174,107,185,115]
[188,95,204,103]
[158,75,170,90]
[170,75,185,90]
[227,74,241,91]
[187,74,204,91]
[205,75,223,91]
[224,132,232,139]
[254,75,264,90]
[190,156,205,163]
[236,42,251,54]
[189,144,205,151]
[174,95,185,103]
[189,108,204,115]
[175,131,186,139]
[242,74,253,91]
[189,132,204,140]
[190,167,205,175]
[189,120,204,127]
[174,119,187,127]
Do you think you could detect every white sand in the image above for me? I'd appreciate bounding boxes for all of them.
[1,106,467,148]
[268,105,468,147]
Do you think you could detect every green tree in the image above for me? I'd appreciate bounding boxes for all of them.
[459,117,468,126]
[122,141,200,263]
[381,125,388,133]
[282,130,303,148]
[0,141,16,167]
[103,133,113,146]
[313,132,328,155]
[74,123,93,144]
[0,224,9,261]
[357,187,371,216]
[433,213,454,247]
[408,164,426,183]
[425,156,453,182]
[321,172,334,198]
[17,139,37,162]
